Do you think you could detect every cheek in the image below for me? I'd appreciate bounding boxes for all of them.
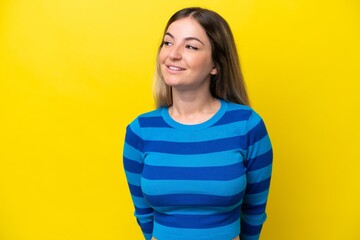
[191,56,213,71]
[158,51,167,76]
[158,48,166,63]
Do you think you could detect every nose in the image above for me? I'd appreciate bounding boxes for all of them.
[169,45,182,60]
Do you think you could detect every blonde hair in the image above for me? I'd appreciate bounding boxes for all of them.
[153,7,249,107]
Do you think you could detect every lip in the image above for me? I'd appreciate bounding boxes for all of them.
[166,64,186,72]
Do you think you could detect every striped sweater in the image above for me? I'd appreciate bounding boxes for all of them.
[123,99,273,240]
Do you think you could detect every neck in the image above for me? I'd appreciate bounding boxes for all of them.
[169,89,220,124]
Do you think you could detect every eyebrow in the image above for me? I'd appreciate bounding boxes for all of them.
[164,32,205,46]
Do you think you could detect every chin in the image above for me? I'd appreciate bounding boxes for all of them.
[163,78,182,87]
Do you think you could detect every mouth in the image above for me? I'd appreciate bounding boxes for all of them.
[166,65,186,71]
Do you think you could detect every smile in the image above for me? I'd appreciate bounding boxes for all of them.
[167,65,185,71]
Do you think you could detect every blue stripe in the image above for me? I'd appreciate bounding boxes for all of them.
[139,116,172,128]
[154,206,241,228]
[152,205,241,216]
[246,135,272,160]
[153,218,240,238]
[143,136,246,154]
[123,157,143,174]
[123,171,140,185]
[241,220,263,235]
[247,120,268,147]
[247,164,272,184]
[141,175,247,196]
[135,206,154,215]
[139,123,244,142]
[143,151,244,167]
[138,220,153,234]
[247,149,273,171]
[144,233,152,239]
[125,125,143,151]
[240,233,260,240]
[144,191,244,207]
[123,142,143,160]
[245,177,271,194]
[128,183,143,197]
[213,109,252,126]
[142,162,246,180]
[243,190,269,204]
[241,202,267,215]
[132,196,151,208]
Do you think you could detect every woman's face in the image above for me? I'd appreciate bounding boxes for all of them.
[159,17,217,92]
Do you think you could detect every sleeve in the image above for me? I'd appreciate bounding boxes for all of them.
[240,111,273,240]
[123,120,154,240]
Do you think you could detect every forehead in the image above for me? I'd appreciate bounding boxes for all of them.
[165,17,208,40]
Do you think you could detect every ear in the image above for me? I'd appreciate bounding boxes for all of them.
[210,66,217,75]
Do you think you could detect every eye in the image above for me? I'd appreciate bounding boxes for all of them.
[185,45,199,50]
[163,41,172,46]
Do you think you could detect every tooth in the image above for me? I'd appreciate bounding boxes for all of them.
[169,66,182,71]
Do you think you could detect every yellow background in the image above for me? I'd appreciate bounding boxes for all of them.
[1,0,359,239]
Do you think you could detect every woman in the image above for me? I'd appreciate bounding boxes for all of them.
[123,7,273,240]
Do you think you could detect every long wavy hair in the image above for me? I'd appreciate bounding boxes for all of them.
[153,7,249,107]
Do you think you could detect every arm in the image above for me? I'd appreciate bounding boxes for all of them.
[240,112,273,240]
[123,121,154,240]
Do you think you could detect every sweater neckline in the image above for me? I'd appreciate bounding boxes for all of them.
[161,99,227,130]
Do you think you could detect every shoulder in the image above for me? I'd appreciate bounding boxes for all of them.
[137,108,163,119]
[223,101,264,123]
[127,108,164,130]
[227,102,269,139]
